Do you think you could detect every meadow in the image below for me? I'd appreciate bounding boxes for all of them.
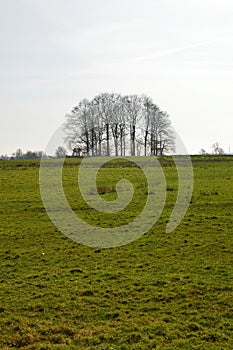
[0,156,233,349]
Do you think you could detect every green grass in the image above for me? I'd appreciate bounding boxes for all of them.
[0,156,233,349]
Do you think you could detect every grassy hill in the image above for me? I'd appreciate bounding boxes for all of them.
[0,156,233,349]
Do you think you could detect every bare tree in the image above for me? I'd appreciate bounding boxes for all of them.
[64,99,91,156]
[123,95,142,156]
[93,93,115,156]
[110,93,124,156]
[91,99,105,156]
[199,148,208,155]
[15,148,23,159]
[141,95,154,156]
[212,142,224,155]
[154,111,175,155]
[55,146,67,158]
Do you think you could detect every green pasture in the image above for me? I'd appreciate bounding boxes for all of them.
[0,156,233,349]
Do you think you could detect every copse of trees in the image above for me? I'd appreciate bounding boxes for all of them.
[64,93,175,157]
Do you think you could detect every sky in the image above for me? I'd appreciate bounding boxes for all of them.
[0,0,233,155]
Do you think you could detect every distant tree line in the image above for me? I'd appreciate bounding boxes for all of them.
[64,92,175,157]
[0,149,44,160]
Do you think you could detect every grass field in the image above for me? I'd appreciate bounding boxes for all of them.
[0,156,233,349]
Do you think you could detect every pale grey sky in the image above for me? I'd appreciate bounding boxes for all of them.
[1,0,233,155]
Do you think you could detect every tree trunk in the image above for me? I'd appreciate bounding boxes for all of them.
[144,130,148,156]
[114,138,118,156]
[86,131,90,156]
[98,140,102,156]
[106,123,110,156]
[131,125,136,156]
[120,127,123,156]
[91,128,95,156]
[150,132,153,156]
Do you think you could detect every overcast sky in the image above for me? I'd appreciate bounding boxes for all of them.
[1,0,233,155]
